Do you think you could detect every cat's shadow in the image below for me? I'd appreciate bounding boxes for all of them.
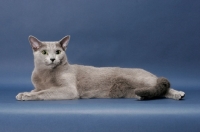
[136,97,185,101]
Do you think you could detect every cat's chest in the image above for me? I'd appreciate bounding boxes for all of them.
[32,71,61,90]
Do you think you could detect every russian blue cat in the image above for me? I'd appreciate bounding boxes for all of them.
[16,36,185,101]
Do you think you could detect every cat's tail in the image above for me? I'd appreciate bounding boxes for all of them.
[135,77,170,99]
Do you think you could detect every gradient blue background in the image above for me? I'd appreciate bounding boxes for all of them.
[0,0,199,88]
[0,0,200,132]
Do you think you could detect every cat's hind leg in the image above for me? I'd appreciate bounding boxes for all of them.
[109,76,143,99]
[109,79,129,98]
[164,88,185,100]
[134,77,170,100]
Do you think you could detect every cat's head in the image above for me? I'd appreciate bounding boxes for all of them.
[29,35,70,69]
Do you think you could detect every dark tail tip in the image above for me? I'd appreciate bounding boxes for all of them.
[156,77,170,95]
[157,77,170,88]
[135,77,170,99]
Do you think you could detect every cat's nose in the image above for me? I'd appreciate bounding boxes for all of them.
[50,58,55,62]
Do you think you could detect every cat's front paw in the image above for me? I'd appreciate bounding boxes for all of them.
[16,92,36,101]
[16,92,25,100]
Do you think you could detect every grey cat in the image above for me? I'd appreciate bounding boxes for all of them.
[16,36,185,101]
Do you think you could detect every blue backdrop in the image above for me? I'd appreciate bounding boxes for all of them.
[0,0,199,88]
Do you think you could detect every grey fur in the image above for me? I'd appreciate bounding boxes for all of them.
[134,77,170,99]
[16,36,185,101]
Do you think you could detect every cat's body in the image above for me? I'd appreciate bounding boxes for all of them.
[16,36,185,101]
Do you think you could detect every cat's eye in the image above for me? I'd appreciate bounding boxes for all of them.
[42,50,48,55]
[56,50,61,54]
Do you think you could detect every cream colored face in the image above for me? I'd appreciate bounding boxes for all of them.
[29,35,70,69]
[34,42,65,68]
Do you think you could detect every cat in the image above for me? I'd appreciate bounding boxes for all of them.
[16,35,185,101]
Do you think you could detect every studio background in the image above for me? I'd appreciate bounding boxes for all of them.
[0,0,199,89]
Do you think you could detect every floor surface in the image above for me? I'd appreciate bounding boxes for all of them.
[0,86,199,132]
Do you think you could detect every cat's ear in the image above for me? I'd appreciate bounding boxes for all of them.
[59,35,70,51]
[29,35,42,51]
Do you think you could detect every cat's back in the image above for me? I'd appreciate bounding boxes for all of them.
[71,64,119,78]
[71,64,155,79]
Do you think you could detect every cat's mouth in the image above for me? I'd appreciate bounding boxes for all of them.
[48,62,57,65]
[46,61,61,68]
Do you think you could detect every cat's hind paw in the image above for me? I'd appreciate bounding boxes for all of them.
[171,91,185,100]
[165,90,185,100]
[175,91,185,100]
